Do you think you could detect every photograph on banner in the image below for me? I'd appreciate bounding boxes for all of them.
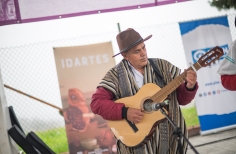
[179,16,236,135]
[0,0,16,21]
[54,42,117,154]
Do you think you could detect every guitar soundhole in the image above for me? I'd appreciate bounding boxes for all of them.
[142,99,154,113]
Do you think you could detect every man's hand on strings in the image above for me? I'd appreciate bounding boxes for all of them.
[127,108,144,124]
[185,70,197,89]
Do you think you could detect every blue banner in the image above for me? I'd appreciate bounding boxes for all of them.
[179,16,236,135]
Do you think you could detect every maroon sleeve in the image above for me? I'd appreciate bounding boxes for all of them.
[90,87,125,120]
[221,75,236,91]
[176,82,199,106]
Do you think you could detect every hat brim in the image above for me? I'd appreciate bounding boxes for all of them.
[112,34,152,57]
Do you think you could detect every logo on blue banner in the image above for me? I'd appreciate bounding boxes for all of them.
[191,44,228,63]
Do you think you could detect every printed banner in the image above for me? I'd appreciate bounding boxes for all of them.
[54,42,117,154]
[179,16,236,135]
[0,0,189,26]
[0,0,19,26]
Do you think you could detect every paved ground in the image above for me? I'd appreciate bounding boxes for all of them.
[187,128,236,154]
[60,128,236,154]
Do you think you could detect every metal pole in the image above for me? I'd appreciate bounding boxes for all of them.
[117,23,121,33]
[4,84,63,113]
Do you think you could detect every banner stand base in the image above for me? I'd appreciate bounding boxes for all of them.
[200,124,236,136]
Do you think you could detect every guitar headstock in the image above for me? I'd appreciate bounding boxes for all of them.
[197,46,224,67]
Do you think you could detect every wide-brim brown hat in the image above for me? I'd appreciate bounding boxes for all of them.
[112,28,152,57]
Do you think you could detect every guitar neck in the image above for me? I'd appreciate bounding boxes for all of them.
[151,62,202,102]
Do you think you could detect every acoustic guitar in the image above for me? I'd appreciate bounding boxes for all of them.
[107,46,224,147]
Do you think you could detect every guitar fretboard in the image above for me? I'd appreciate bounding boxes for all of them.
[150,62,201,102]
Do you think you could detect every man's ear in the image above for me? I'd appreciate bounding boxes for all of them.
[121,52,127,59]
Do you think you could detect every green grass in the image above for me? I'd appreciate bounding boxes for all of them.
[35,127,68,154]
[181,106,200,127]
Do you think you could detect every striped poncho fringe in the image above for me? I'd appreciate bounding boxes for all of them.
[98,58,188,154]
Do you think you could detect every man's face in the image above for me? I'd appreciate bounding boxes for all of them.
[121,42,148,70]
